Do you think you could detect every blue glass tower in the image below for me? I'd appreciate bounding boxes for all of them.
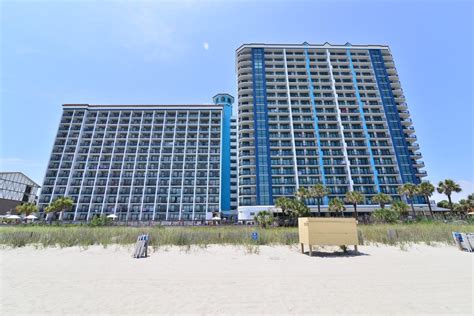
[236,42,427,219]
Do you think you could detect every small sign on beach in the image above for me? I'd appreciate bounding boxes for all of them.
[251,232,259,241]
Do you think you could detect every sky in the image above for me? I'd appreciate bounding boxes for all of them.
[1,0,473,202]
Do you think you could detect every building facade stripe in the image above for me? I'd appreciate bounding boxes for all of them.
[283,49,300,190]
[219,96,233,212]
[346,48,381,192]
[99,111,121,215]
[165,111,178,220]
[110,111,132,221]
[74,112,99,221]
[50,111,74,204]
[251,48,273,205]
[303,46,328,204]
[140,111,156,220]
[64,110,87,199]
[191,111,201,221]
[326,49,354,192]
[205,111,212,215]
[88,111,110,218]
[152,111,168,221]
[125,112,144,221]
[178,111,190,220]
[369,49,419,185]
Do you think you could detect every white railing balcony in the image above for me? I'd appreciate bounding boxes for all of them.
[414,160,425,168]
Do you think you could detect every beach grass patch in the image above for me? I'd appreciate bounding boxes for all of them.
[0,222,472,248]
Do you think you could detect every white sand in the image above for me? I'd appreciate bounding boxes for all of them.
[1,244,472,315]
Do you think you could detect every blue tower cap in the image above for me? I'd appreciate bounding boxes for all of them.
[213,93,234,105]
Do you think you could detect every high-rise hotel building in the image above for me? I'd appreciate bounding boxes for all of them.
[236,42,426,217]
[39,94,236,221]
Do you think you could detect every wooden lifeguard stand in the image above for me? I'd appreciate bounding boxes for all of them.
[298,217,359,256]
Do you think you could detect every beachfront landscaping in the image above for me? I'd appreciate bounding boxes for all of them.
[1,222,472,248]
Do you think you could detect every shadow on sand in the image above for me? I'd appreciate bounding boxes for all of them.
[302,250,369,258]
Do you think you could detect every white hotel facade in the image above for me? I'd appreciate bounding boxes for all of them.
[236,43,426,219]
[39,95,237,222]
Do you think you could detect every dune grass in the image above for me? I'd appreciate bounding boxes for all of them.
[358,222,472,245]
[0,222,472,248]
[0,226,298,248]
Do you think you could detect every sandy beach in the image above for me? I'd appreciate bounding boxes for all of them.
[1,244,472,315]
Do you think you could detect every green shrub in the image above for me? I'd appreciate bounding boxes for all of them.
[88,215,111,227]
[373,208,399,223]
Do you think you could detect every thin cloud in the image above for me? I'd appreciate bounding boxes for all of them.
[203,42,209,50]
[113,2,206,62]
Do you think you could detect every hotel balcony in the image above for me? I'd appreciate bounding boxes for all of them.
[397,102,408,110]
[390,80,401,89]
[401,118,413,126]
[417,170,428,177]
[414,160,425,168]
[399,110,410,118]
[404,126,416,134]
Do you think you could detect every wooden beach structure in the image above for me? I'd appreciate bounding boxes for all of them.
[298,217,359,256]
[132,234,149,258]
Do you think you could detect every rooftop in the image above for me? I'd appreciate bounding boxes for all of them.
[236,42,390,53]
[0,172,41,188]
[62,104,224,110]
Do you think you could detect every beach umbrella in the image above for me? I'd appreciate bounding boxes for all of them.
[6,215,21,219]
[25,215,38,220]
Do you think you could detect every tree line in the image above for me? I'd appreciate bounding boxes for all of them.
[254,179,472,227]
[13,196,73,222]
[11,179,472,226]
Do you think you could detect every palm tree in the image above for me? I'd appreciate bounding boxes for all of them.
[328,198,345,217]
[295,187,310,203]
[398,183,418,218]
[254,211,273,228]
[344,191,364,219]
[467,194,474,212]
[44,204,56,223]
[437,200,450,209]
[45,196,74,221]
[455,195,474,215]
[275,197,292,217]
[289,199,311,218]
[372,193,392,209]
[391,200,409,219]
[417,181,435,218]
[275,197,310,221]
[15,203,38,217]
[310,184,328,216]
[55,196,74,220]
[437,179,462,215]
[469,194,474,202]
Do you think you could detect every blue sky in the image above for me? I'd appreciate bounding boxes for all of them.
[1,0,472,202]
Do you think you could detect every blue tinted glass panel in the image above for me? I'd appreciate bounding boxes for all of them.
[251,48,273,205]
[369,49,419,185]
